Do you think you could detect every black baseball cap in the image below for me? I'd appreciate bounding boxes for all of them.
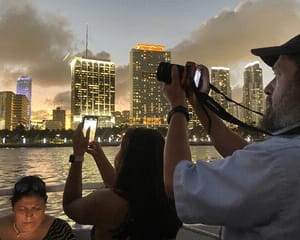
[251,34,300,67]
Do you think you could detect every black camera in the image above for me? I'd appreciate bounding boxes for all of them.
[156,62,184,84]
[156,62,202,89]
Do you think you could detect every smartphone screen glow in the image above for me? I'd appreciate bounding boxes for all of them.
[83,116,98,142]
[193,69,202,88]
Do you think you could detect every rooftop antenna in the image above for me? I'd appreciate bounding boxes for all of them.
[85,23,88,58]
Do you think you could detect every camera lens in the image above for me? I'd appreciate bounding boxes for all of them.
[156,62,184,84]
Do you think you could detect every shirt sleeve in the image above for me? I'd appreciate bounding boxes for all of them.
[173,146,285,227]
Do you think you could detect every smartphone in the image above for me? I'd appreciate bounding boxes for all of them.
[82,115,98,142]
[193,68,202,89]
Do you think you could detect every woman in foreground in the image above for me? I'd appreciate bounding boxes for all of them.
[0,175,76,240]
[63,125,181,240]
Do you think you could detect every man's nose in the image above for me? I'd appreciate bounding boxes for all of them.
[264,78,275,95]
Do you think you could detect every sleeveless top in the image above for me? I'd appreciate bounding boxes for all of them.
[90,189,181,240]
[43,218,76,240]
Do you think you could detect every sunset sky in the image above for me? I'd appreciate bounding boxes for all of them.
[1,0,300,123]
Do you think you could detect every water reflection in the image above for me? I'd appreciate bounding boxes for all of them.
[0,145,219,226]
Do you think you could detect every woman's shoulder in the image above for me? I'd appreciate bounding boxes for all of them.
[0,215,13,229]
[93,188,128,207]
[0,215,14,238]
[93,188,128,230]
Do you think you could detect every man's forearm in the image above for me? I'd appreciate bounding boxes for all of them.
[193,104,247,157]
[164,112,191,197]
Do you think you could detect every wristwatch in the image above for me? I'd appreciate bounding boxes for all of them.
[69,154,84,163]
[167,106,190,124]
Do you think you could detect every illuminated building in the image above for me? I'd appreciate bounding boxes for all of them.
[111,110,130,127]
[0,92,29,130]
[45,120,63,130]
[16,76,32,102]
[0,91,14,130]
[210,67,232,114]
[13,94,30,130]
[53,107,66,129]
[30,120,46,130]
[16,76,32,128]
[130,43,170,126]
[243,61,264,126]
[70,56,115,129]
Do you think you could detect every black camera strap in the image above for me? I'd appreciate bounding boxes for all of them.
[194,90,271,136]
[197,88,300,137]
[209,84,264,117]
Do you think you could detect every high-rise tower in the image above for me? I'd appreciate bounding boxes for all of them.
[16,76,32,128]
[13,94,29,130]
[0,91,14,130]
[0,91,29,130]
[130,43,170,126]
[70,56,115,129]
[53,107,66,129]
[243,61,264,126]
[210,67,232,114]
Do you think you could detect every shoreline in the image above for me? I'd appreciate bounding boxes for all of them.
[0,141,212,148]
[0,142,121,148]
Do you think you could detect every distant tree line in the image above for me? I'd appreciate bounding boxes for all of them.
[0,123,265,145]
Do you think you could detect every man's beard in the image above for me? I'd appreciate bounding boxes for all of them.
[260,88,300,132]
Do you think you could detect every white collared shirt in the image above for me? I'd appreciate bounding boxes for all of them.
[174,125,300,239]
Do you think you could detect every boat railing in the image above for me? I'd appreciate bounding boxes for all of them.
[0,182,220,240]
[0,182,105,196]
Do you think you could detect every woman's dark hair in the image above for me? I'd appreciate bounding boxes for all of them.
[11,175,48,207]
[114,128,181,239]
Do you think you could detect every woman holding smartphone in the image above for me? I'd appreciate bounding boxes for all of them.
[63,124,182,240]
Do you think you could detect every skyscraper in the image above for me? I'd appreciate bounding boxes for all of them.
[53,107,66,129]
[13,94,29,130]
[210,67,232,114]
[16,76,32,128]
[243,61,264,126]
[70,56,115,129]
[0,91,30,130]
[0,91,14,130]
[130,43,170,126]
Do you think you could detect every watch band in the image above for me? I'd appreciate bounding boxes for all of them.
[69,154,84,163]
[167,106,190,124]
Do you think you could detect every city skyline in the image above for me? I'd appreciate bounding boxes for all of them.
[1,0,300,121]
[0,59,265,130]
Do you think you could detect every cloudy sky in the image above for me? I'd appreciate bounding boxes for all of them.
[1,0,300,122]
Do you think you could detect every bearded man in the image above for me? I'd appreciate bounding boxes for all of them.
[163,34,300,240]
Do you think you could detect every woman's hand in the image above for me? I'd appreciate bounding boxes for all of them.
[72,123,89,156]
[86,141,105,159]
[163,65,187,108]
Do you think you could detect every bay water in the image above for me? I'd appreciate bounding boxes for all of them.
[0,145,221,226]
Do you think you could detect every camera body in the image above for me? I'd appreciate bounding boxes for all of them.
[156,62,202,89]
[82,115,98,142]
